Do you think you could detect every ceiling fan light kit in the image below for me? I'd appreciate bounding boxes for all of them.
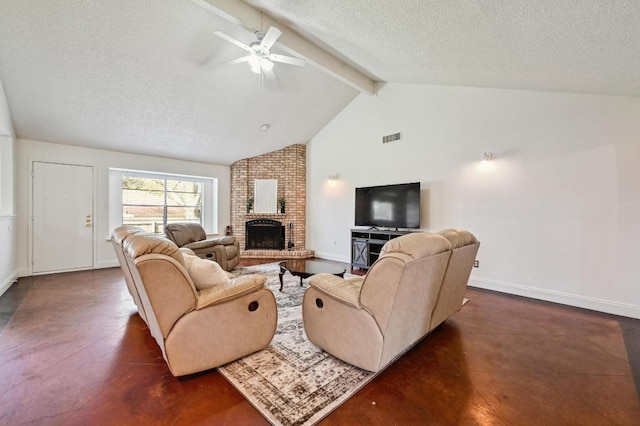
[214,26,304,79]
[249,56,273,74]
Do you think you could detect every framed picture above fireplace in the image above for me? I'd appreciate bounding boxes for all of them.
[254,179,278,213]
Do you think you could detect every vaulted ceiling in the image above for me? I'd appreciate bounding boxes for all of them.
[0,1,638,165]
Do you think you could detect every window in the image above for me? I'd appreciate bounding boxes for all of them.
[110,168,218,235]
[122,176,203,233]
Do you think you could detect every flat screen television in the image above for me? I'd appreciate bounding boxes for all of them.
[355,182,420,229]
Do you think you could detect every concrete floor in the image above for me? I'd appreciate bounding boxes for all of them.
[0,261,638,425]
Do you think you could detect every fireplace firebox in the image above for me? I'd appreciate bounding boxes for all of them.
[245,219,285,250]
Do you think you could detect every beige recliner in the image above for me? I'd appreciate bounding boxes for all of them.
[431,229,481,329]
[165,223,240,271]
[112,226,150,325]
[302,230,479,372]
[111,226,277,376]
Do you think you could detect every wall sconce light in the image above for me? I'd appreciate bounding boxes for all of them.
[259,123,271,132]
[482,152,493,162]
[328,173,339,181]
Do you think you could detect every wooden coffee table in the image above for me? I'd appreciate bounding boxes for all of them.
[278,260,346,292]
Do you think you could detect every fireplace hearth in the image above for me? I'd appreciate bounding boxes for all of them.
[245,219,285,250]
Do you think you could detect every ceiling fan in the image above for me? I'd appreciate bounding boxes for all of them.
[214,26,305,79]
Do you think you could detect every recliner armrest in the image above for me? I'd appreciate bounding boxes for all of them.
[183,236,237,250]
[182,239,221,250]
[308,273,363,309]
[196,274,267,309]
[210,236,237,246]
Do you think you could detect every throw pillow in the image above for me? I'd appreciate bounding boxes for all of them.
[183,253,230,290]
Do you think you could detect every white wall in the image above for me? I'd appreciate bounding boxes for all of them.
[0,79,17,297]
[0,79,14,138]
[0,214,17,297]
[16,139,231,276]
[307,83,640,319]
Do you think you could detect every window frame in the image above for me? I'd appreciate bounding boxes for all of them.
[109,168,218,235]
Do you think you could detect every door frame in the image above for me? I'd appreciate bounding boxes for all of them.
[28,160,97,276]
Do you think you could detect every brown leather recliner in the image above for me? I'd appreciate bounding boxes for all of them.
[165,223,240,271]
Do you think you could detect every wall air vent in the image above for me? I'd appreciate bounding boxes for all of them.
[382,132,401,144]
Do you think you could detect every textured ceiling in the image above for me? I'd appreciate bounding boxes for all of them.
[246,0,640,95]
[0,0,358,165]
[0,1,638,165]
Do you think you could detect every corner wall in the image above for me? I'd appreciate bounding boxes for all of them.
[307,83,640,318]
[230,144,306,252]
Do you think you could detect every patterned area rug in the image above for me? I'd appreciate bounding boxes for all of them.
[218,263,375,426]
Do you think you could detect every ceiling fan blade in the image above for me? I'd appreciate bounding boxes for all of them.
[221,55,253,66]
[260,26,281,51]
[214,31,253,53]
[268,53,305,67]
[263,68,276,80]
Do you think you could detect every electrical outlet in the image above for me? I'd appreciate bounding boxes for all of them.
[474,260,479,268]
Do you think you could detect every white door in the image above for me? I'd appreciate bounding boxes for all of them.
[32,161,94,274]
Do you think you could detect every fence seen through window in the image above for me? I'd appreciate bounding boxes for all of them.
[122,176,203,233]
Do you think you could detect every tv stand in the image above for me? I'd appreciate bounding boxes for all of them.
[351,228,411,270]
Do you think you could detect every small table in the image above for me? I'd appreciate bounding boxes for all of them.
[278,260,346,292]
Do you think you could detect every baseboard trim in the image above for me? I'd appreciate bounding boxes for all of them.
[313,252,350,264]
[469,277,640,319]
[95,260,120,269]
[0,270,18,298]
[16,261,119,278]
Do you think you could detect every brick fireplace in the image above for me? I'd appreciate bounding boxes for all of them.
[230,144,313,259]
